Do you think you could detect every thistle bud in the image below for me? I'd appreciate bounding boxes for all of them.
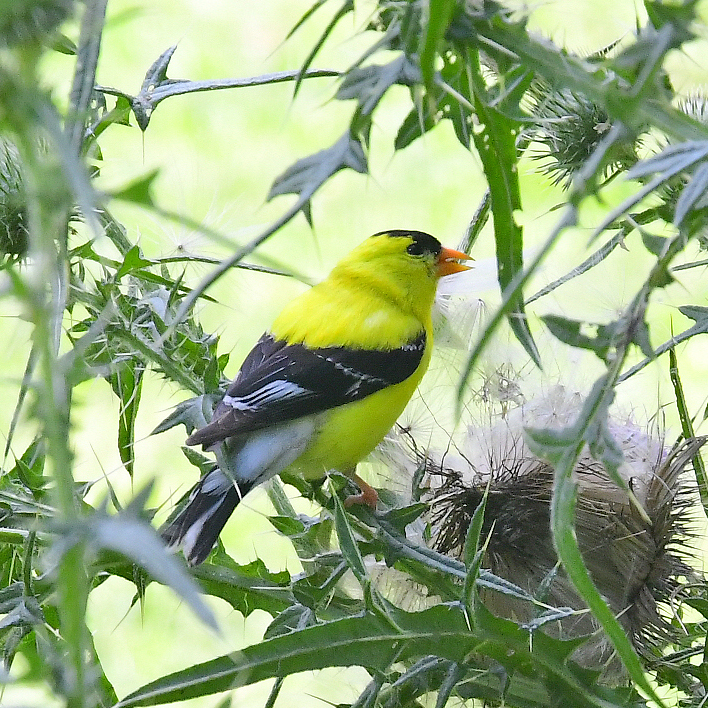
[0,140,28,263]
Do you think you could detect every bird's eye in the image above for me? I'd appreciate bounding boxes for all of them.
[407,241,425,256]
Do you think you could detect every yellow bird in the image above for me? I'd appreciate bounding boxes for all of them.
[163,230,471,564]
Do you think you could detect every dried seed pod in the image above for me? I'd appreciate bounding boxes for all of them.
[386,386,705,682]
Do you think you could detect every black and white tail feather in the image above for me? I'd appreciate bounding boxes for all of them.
[162,467,254,566]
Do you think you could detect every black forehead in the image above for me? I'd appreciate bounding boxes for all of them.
[375,229,442,254]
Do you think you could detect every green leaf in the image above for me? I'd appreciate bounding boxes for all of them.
[190,559,292,617]
[462,488,488,621]
[548,459,655,702]
[668,347,708,516]
[523,426,576,467]
[114,245,155,280]
[151,395,218,436]
[332,492,367,583]
[542,315,616,363]
[435,661,466,708]
[115,602,627,708]
[292,0,353,98]
[267,478,336,561]
[679,304,708,321]
[50,32,77,55]
[180,447,214,476]
[640,231,670,257]
[291,556,350,609]
[419,0,456,100]
[395,105,437,150]
[0,594,44,632]
[526,372,664,706]
[88,505,218,632]
[583,393,625,475]
[468,53,539,367]
[6,439,46,496]
[14,457,47,496]
[620,304,708,381]
[527,230,628,305]
[644,0,699,40]
[112,169,160,207]
[626,140,708,180]
[543,311,653,364]
[674,160,708,227]
[368,511,538,606]
[140,45,177,94]
[108,360,144,478]
[267,515,306,536]
[264,604,316,639]
[381,656,457,708]
[267,133,368,203]
[128,45,178,130]
[336,56,416,116]
[66,0,107,153]
[114,607,461,707]
[285,0,329,41]
[379,503,427,532]
[685,597,708,621]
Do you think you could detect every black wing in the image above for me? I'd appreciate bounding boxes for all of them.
[186,331,426,447]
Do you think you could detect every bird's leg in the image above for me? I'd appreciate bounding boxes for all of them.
[344,470,379,509]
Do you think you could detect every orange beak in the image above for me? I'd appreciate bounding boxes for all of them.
[436,246,473,277]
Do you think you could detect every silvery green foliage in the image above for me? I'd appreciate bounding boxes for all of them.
[4,0,708,707]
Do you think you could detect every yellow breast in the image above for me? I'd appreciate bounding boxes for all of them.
[286,341,431,478]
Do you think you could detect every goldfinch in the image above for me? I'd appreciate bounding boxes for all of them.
[163,230,471,565]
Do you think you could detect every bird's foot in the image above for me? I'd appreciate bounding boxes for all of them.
[344,473,378,509]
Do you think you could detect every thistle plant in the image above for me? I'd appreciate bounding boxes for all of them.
[1,1,708,708]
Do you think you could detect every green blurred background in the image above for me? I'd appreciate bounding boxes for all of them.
[5,0,708,704]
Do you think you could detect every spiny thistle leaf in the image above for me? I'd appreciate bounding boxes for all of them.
[115,602,639,708]
[0,140,28,263]
[267,132,368,202]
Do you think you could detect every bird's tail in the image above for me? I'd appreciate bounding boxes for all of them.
[162,467,253,566]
